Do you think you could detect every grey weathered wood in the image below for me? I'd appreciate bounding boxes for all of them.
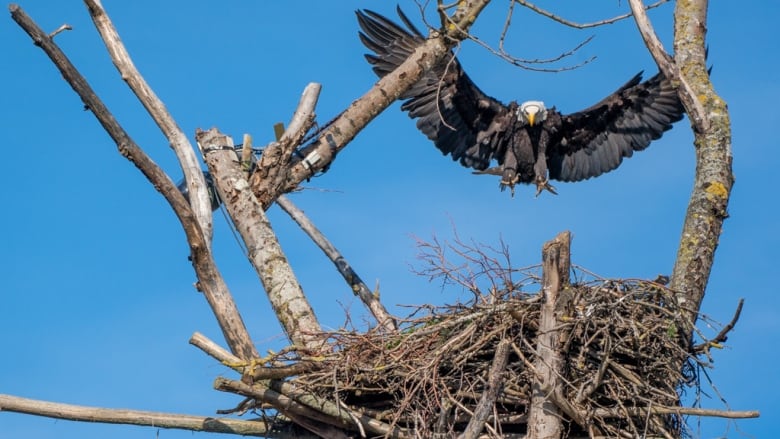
[527,231,571,439]
[0,394,294,437]
[84,0,214,243]
[252,83,320,208]
[198,128,323,350]
[9,4,258,361]
[629,0,734,331]
[458,338,511,439]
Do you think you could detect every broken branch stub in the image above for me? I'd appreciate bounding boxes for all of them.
[527,231,572,439]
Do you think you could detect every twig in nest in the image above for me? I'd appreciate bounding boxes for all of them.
[693,298,744,352]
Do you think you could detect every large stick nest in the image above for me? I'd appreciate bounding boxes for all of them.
[282,277,697,438]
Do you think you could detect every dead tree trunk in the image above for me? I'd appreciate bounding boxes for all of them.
[527,231,572,439]
[628,0,734,331]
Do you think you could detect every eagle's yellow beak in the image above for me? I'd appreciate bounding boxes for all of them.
[527,112,536,126]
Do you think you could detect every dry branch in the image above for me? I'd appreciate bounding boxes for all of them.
[8,4,257,360]
[274,0,491,197]
[592,406,759,419]
[459,338,511,439]
[627,0,707,135]
[252,83,321,207]
[198,128,323,350]
[0,394,291,437]
[276,195,398,332]
[84,0,214,242]
[516,0,670,29]
[693,298,743,352]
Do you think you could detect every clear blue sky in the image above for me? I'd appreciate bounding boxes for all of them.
[1,1,776,438]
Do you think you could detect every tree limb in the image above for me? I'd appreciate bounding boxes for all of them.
[276,195,398,332]
[216,378,410,439]
[667,0,733,325]
[8,4,257,360]
[0,394,292,437]
[627,0,708,132]
[516,0,670,29]
[693,298,744,352]
[628,0,733,329]
[274,0,491,199]
[197,128,323,350]
[253,83,321,207]
[83,0,214,243]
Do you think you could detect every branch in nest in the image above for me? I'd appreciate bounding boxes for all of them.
[593,405,759,419]
[216,378,410,438]
[458,338,511,439]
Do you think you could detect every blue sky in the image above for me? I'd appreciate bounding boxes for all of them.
[1,1,777,438]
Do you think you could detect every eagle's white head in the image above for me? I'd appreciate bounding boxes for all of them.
[518,101,547,127]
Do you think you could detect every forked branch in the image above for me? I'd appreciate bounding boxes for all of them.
[253,83,321,208]
[84,0,214,242]
[9,4,257,360]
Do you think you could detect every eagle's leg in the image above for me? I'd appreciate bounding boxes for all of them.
[534,176,558,197]
[500,168,519,197]
[533,152,557,197]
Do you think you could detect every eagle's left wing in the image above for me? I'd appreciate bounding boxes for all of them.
[547,72,684,182]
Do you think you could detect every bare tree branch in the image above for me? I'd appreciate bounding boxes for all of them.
[8,4,257,361]
[627,0,708,131]
[84,0,214,243]
[0,394,289,437]
[274,0,491,201]
[516,0,670,29]
[276,195,398,332]
[197,128,323,350]
[253,83,321,207]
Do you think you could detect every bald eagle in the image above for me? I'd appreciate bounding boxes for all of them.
[357,8,685,195]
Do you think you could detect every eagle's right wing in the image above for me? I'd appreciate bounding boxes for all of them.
[358,8,513,171]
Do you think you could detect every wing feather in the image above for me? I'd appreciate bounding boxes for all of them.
[357,8,512,171]
[547,72,684,182]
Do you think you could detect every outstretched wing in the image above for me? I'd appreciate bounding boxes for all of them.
[547,72,684,182]
[357,8,513,171]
